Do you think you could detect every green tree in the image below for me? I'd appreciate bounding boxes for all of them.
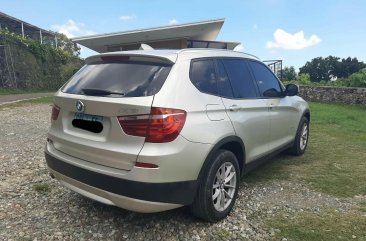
[338,57,366,78]
[282,66,297,81]
[52,32,81,56]
[299,56,366,82]
[299,57,330,82]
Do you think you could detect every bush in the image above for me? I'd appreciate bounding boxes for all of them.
[298,73,312,85]
[0,29,82,90]
[348,68,366,88]
[282,70,366,88]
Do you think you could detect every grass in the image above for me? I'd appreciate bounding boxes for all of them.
[0,88,53,95]
[244,102,366,198]
[359,202,366,213]
[268,209,366,241]
[33,183,51,193]
[242,102,366,240]
[0,96,53,110]
[24,96,54,104]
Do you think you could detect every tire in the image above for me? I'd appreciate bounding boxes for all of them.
[288,116,309,156]
[191,149,240,222]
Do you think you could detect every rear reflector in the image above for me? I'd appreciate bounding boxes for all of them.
[51,105,60,121]
[118,107,187,143]
[134,162,159,169]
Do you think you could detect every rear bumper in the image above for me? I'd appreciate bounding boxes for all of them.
[45,152,197,212]
[50,169,183,213]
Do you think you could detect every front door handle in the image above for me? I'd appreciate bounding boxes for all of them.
[229,105,241,112]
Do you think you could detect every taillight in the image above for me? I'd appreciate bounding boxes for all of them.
[118,107,187,143]
[51,105,60,121]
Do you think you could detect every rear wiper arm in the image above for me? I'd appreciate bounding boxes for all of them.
[81,88,125,96]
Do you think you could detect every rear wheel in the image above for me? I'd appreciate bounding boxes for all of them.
[288,116,309,155]
[191,150,240,222]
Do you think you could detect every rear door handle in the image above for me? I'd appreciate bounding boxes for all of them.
[269,103,275,110]
[229,105,241,112]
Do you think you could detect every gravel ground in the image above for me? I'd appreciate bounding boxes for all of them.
[0,104,357,241]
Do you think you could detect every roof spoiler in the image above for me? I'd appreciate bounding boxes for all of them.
[85,53,176,65]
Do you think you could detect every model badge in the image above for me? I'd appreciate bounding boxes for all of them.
[76,100,85,113]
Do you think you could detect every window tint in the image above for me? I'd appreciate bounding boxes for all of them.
[216,60,234,98]
[248,61,282,97]
[190,59,218,95]
[62,61,171,97]
[221,59,257,98]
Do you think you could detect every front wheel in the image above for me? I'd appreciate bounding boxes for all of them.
[288,116,309,156]
[191,150,240,222]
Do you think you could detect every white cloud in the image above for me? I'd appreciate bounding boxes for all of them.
[266,29,321,50]
[234,44,244,52]
[51,19,97,38]
[119,15,136,21]
[168,19,179,25]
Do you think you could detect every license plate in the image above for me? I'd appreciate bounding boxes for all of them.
[74,113,103,123]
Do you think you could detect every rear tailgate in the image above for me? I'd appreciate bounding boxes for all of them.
[49,94,153,171]
[48,53,175,171]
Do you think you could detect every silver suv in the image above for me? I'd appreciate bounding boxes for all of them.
[45,48,310,222]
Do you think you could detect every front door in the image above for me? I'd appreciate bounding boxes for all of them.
[216,58,271,163]
[247,60,297,151]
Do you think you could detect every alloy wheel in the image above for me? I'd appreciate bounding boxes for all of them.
[212,162,237,212]
[300,123,308,150]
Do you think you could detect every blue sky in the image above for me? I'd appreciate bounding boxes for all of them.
[1,0,365,70]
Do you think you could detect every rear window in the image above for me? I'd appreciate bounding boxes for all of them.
[62,61,172,97]
[221,59,258,99]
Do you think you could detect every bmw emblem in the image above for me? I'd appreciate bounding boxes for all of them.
[76,100,85,113]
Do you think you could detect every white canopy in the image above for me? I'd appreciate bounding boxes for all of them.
[72,19,239,52]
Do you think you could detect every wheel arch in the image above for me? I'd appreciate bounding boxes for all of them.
[303,109,311,122]
[197,136,246,185]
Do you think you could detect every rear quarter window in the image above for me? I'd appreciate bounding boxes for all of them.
[62,61,172,97]
[189,59,218,95]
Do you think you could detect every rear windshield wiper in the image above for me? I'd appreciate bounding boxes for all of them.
[81,88,125,96]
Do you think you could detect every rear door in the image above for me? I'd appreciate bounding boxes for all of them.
[49,55,173,171]
[189,58,228,122]
[217,58,271,163]
[247,60,298,150]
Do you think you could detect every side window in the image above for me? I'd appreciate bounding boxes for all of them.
[222,59,257,99]
[190,59,218,95]
[248,61,283,97]
[216,60,234,98]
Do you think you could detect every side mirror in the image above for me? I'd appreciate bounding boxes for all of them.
[285,84,299,96]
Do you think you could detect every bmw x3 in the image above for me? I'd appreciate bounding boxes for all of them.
[45,48,310,222]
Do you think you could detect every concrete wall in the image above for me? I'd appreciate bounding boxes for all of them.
[298,85,366,105]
